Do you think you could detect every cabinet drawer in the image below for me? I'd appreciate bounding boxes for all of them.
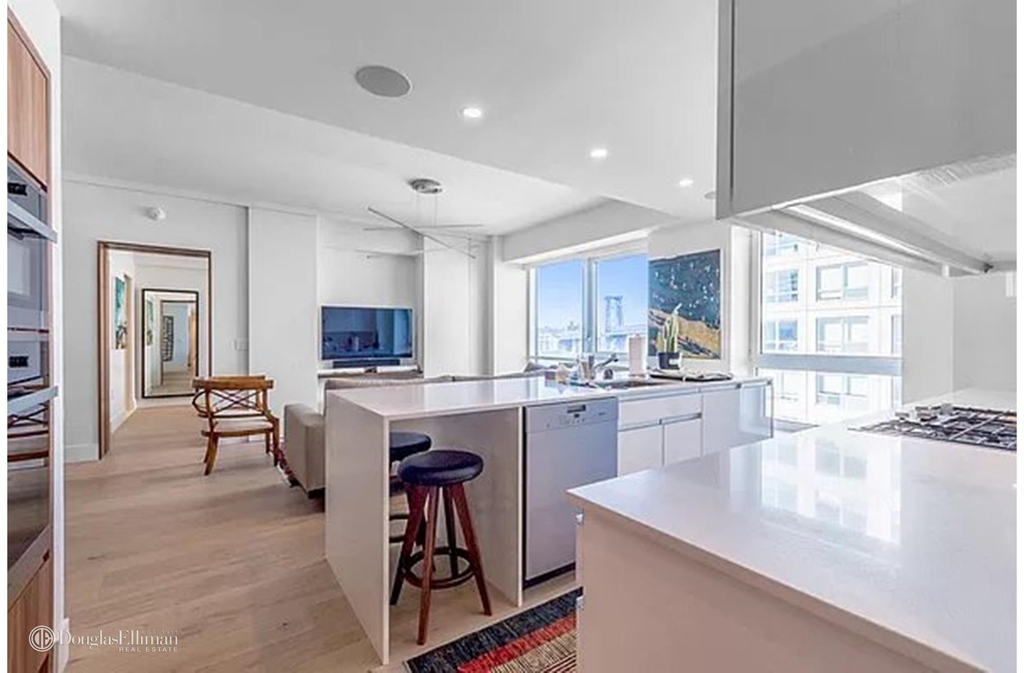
[617,424,663,476]
[619,393,701,428]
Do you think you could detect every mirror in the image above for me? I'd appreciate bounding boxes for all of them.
[141,289,200,397]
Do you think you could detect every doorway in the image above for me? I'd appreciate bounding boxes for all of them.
[97,242,212,458]
[141,289,201,397]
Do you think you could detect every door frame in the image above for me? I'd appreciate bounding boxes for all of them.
[97,241,213,458]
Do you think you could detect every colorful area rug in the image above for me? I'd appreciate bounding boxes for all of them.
[405,590,581,673]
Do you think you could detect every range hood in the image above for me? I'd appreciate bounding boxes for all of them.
[737,154,1016,277]
[715,0,1016,277]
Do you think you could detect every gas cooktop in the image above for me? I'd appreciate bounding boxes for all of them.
[853,405,1016,451]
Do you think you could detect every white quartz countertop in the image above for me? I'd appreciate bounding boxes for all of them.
[328,375,768,421]
[568,388,1016,672]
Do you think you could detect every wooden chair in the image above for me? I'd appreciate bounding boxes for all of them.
[192,376,280,475]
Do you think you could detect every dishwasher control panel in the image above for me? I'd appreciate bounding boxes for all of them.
[525,398,618,432]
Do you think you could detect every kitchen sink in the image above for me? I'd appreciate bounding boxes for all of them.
[578,379,669,390]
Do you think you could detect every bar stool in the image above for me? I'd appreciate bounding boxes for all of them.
[389,432,432,544]
[390,449,492,645]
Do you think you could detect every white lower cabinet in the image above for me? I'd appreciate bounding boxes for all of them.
[617,423,663,476]
[702,381,774,455]
[617,382,773,475]
[661,416,702,465]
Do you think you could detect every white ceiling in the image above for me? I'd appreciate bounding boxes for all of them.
[57,0,719,225]
[64,58,603,234]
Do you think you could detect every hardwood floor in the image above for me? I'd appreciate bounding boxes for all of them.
[65,406,574,672]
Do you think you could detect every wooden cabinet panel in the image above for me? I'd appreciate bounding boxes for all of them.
[617,424,663,476]
[7,16,49,188]
[8,555,52,673]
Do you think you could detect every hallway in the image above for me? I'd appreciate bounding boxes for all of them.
[64,406,378,672]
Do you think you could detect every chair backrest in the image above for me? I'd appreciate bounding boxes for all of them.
[192,376,276,427]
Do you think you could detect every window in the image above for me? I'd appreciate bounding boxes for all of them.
[532,259,584,359]
[756,231,902,424]
[530,252,647,360]
[595,254,648,354]
[762,320,798,352]
[764,232,800,257]
[815,373,870,412]
[816,316,869,354]
[816,262,869,301]
[764,269,799,303]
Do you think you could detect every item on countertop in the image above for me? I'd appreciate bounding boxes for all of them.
[554,363,571,384]
[627,334,647,376]
[657,352,679,370]
[649,369,733,382]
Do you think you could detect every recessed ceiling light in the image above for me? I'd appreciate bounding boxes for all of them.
[678,177,695,188]
[461,106,484,120]
[354,65,411,98]
[589,147,609,160]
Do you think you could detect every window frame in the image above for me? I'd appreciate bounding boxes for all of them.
[528,247,647,363]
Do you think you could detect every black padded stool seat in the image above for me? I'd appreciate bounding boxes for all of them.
[390,431,432,462]
[397,449,483,487]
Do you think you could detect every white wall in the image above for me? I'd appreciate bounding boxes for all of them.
[248,208,319,415]
[489,239,529,375]
[62,180,249,457]
[10,0,66,665]
[421,240,490,377]
[107,250,136,431]
[317,219,419,310]
[952,273,1016,392]
[647,220,753,376]
[902,269,1016,402]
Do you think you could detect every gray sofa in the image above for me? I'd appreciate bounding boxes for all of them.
[282,370,543,494]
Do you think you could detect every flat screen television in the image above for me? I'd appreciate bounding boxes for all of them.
[320,306,413,363]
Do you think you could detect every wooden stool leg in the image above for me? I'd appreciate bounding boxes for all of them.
[417,487,440,645]
[390,486,428,606]
[204,436,220,475]
[442,487,458,579]
[452,483,492,616]
[264,432,271,455]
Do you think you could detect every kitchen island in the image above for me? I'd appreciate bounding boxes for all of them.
[324,374,771,664]
[568,389,1016,673]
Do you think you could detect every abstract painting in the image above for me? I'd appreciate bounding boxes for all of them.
[145,298,154,346]
[113,276,128,350]
[648,249,721,359]
[161,315,174,362]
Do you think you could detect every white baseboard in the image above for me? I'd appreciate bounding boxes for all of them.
[65,443,99,463]
[57,617,70,672]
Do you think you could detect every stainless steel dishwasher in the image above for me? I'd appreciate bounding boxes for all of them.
[523,397,618,586]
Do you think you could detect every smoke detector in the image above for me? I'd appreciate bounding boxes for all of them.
[408,178,443,195]
[146,207,167,221]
